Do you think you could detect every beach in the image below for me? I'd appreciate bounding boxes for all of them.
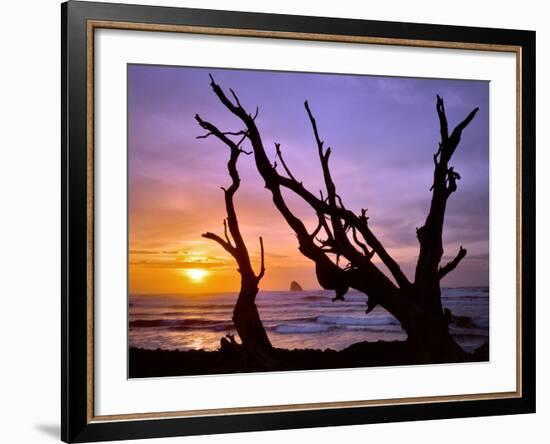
[128,287,489,377]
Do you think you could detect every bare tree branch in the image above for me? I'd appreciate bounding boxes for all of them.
[198,84,274,359]
[202,232,235,256]
[303,101,410,287]
[415,95,478,309]
[195,111,256,279]
[275,142,299,182]
[438,246,467,279]
[203,75,409,310]
[257,236,265,280]
[222,218,232,246]
[198,76,480,362]
[309,212,326,239]
[436,94,449,143]
[352,226,374,259]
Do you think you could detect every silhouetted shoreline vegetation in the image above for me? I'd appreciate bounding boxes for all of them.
[129,339,489,378]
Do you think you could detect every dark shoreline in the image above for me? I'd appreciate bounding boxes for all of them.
[129,340,489,378]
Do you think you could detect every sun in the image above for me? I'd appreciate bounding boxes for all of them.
[184,268,208,282]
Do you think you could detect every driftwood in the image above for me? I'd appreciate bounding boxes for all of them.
[197,75,479,363]
[196,110,276,367]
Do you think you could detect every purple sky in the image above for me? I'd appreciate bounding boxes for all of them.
[128,64,489,293]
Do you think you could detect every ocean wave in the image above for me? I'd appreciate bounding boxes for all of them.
[316,314,399,326]
[160,303,235,310]
[129,318,232,329]
[442,287,489,298]
[129,288,489,349]
[167,324,233,332]
[344,325,403,332]
[302,295,329,301]
[307,302,367,309]
[274,324,333,334]
[339,293,368,302]
[471,317,489,328]
[274,316,320,323]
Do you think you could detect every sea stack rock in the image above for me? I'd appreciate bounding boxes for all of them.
[290,281,303,292]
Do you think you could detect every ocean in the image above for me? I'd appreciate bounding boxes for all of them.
[129,287,489,353]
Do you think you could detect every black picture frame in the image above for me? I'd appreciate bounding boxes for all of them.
[62,1,536,442]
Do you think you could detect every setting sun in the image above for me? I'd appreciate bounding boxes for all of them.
[184,268,208,282]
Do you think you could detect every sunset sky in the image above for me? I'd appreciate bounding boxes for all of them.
[128,64,489,295]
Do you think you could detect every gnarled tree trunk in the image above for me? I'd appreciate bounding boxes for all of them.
[232,277,273,358]
[195,113,275,367]
[198,75,479,364]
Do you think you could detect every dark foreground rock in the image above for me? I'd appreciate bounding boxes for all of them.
[129,340,489,378]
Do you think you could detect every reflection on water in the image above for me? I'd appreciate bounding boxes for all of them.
[129,288,489,352]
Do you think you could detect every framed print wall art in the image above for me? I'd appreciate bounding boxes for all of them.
[61,1,536,442]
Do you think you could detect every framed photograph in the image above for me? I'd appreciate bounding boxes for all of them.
[62,1,535,442]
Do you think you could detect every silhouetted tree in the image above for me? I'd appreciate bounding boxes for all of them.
[195,111,275,367]
[198,75,479,363]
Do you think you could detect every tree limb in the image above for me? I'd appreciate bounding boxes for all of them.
[201,232,235,256]
[303,101,410,288]
[202,75,409,311]
[438,246,467,279]
[415,95,478,306]
[195,109,261,280]
[257,236,265,280]
[223,218,233,247]
[352,226,374,259]
[275,142,298,182]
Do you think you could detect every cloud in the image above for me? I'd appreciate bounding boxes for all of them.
[130,258,231,270]
[129,249,181,255]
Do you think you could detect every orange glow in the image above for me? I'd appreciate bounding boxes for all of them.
[127,241,320,294]
[184,268,208,282]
